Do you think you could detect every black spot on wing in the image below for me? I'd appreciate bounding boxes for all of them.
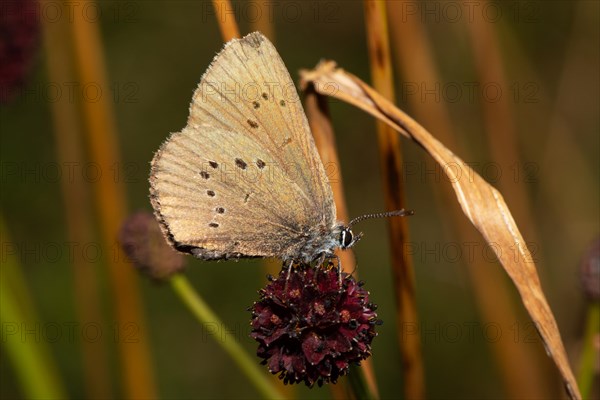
[235,158,247,169]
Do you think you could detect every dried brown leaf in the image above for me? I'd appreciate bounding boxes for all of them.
[300,61,581,400]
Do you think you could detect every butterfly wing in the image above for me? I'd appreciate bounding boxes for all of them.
[150,32,337,261]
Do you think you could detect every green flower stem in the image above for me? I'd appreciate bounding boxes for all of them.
[578,301,599,398]
[170,274,284,399]
[0,219,66,399]
[348,364,378,400]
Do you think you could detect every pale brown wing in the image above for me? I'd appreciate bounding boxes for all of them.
[149,32,336,261]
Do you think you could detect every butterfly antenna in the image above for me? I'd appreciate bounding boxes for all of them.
[348,209,414,228]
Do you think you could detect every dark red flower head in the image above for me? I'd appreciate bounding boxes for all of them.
[0,0,40,103]
[249,262,381,387]
[119,211,185,281]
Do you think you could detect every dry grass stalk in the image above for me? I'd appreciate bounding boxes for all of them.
[300,61,582,400]
[41,15,112,399]
[463,5,550,396]
[363,1,424,398]
[465,0,541,249]
[250,0,275,41]
[212,0,241,40]
[70,1,157,397]
[387,2,550,397]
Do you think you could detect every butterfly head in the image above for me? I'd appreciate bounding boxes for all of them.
[339,226,363,250]
[338,209,415,251]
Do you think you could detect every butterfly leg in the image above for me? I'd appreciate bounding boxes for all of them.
[305,254,324,288]
[284,259,294,296]
[330,254,343,291]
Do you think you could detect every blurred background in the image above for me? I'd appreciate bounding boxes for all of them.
[1,0,598,399]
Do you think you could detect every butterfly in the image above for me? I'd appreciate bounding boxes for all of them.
[149,32,411,266]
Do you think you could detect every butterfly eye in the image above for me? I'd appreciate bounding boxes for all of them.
[340,228,354,249]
